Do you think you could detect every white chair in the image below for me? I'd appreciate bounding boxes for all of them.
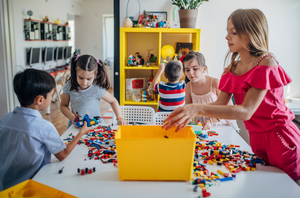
[112,106,155,125]
[153,112,171,125]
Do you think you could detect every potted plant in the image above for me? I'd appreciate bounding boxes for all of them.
[172,0,209,28]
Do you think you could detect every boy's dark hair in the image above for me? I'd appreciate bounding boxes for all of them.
[182,51,206,83]
[13,69,56,107]
[69,54,110,91]
[165,61,183,82]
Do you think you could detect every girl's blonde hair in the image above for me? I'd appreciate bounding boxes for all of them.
[224,9,270,73]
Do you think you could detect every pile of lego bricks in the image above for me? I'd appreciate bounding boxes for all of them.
[192,135,264,197]
[84,126,118,164]
[65,125,118,164]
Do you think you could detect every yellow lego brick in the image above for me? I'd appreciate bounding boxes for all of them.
[217,169,225,175]
[246,167,250,171]
[214,150,219,155]
[208,160,214,165]
[199,171,204,176]
[251,167,256,171]
[199,184,205,187]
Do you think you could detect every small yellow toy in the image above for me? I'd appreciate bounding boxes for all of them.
[54,19,60,24]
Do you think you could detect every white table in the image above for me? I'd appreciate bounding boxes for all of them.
[286,98,300,115]
[33,125,300,198]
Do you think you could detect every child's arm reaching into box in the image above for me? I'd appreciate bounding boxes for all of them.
[54,121,92,161]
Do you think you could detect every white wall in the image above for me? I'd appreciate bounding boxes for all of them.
[75,0,113,60]
[12,0,81,71]
[120,0,300,98]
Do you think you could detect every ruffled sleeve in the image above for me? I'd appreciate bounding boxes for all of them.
[242,65,291,92]
[219,71,241,93]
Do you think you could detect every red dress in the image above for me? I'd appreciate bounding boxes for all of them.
[219,57,300,180]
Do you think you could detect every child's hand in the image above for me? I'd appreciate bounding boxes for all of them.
[117,119,128,125]
[72,119,79,128]
[202,119,212,130]
[79,121,93,135]
[159,63,165,71]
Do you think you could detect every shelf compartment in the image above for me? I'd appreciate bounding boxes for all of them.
[124,100,158,106]
[124,66,159,70]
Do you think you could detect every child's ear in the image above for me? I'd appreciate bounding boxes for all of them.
[35,95,44,105]
[203,65,208,73]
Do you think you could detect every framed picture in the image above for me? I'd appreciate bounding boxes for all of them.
[148,11,167,21]
[175,42,193,56]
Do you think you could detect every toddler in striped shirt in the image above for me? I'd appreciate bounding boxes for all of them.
[151,61,186,112]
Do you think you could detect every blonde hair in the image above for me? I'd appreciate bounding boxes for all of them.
[224,9,270,73]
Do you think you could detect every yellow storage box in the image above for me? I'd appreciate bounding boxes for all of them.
[115,125,196,181]
[0,179,76,198]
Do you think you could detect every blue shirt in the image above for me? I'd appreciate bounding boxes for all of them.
[0,107,66,190]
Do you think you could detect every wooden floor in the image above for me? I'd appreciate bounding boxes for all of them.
[41,89,113,136]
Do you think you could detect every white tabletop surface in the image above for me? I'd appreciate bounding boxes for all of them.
[33,125,300,198]
[286,98,300,115]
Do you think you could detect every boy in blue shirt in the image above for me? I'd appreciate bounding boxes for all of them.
[0,69,92,190]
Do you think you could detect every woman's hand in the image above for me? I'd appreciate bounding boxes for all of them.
[162,104,201,131]
[202,119,212,130]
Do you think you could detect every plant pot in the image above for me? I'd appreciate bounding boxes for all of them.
[178,9,198,28]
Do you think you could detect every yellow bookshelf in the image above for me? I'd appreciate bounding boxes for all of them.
[120,28,201,107]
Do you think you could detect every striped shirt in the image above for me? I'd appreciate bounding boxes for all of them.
[154,81,186,112]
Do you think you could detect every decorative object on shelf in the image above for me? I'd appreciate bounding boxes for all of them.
[27,10,33,19]
[148,11,167,21]
[135,52,144,66]
[172,0,209,28]
[146,49,154,67]
[126,78,148,101]
[124,0,141,28]
[43,16,49,22]
[146,70,156,101]
[127,55,138,66]
[65,20,69,25]
[161,44,175,62]
[123,17,133,28]
[150,54,157,65]
[175,42,193,59]
[54,18,60,24]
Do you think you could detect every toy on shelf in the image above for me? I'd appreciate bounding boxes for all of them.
[161,44,175,63]
[27,10,33,19]
[65,20,69,25]
[54,18,60,24]
[150,54,157,65]
[146,70,156,101]
[146,49,155,66]
[135,52,144,66]
[43,15,49,22]
[127,55,137,66]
